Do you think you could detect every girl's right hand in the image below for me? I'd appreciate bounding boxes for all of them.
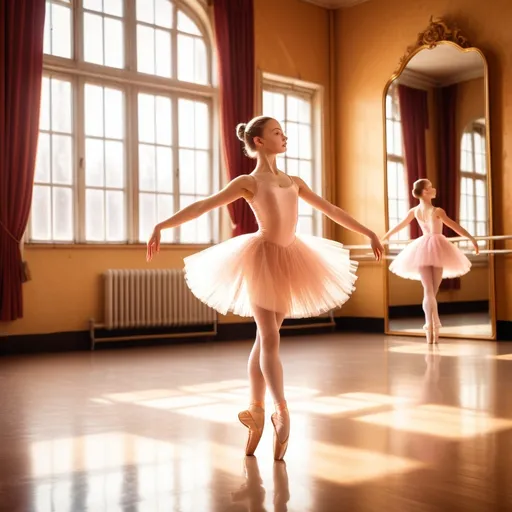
[370,233,384,262]
[146,226,161,262]
[472,239,480,255]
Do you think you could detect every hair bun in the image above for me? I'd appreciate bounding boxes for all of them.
[236,123,247,141]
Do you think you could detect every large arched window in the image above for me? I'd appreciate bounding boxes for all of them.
[32,0,215,244]
[459,120,488,249]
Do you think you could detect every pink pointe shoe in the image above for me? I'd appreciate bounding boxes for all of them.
[238,401,265,456]
[271,401,289,461]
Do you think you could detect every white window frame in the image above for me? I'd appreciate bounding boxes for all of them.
[260,72,324,237]
[459,121,488,251]
[385,83,409,250]
[29,0,218,246]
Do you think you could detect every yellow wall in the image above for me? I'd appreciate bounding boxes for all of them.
[1,0,332,336]
[336,0,512,321]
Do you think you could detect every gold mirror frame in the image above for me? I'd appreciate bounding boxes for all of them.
[382,17,496,340]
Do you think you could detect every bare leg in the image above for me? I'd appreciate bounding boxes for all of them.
[248,313,285,404]
[432,267,443,328]
[419,266,436,343]
[252,305,289,450]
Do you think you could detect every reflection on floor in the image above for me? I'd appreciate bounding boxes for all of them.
[390,312,493,337]
[1,333,512,511]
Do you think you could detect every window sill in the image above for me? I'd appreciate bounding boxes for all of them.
[25,243,213,251]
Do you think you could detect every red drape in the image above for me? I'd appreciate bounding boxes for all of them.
[436,84,460,290]
[213,0,258,237]
[0,1,45,321]
[398,84,429,240]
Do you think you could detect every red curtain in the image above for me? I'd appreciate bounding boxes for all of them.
[0,1,45,321]
[398,84,429,240]
[436,84,460,290]
[213,0,258,237]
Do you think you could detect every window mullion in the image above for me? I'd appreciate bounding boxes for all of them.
[128,85,138,244]
[172,94,180,243]
[76,75,86,243]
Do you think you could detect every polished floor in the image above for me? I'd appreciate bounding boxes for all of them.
[1,333,512,511]
[390,312,493,337]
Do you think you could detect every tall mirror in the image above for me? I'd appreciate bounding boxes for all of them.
[383,18,496,340]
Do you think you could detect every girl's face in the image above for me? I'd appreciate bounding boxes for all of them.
[422,181,437,199]
[255,119,287,155]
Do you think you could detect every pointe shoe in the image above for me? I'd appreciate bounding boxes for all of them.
[433,324,441,344]
[271,401,289,461]
[238,402,265,456]
[423,324,433,345]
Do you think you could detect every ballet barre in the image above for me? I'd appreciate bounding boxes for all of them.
[344,234,512,251]
[350,249,512,261]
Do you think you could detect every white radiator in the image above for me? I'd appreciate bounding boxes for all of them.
[103,269,216,329]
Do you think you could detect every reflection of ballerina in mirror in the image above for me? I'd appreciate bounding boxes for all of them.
[421,345,442,403]
[229,456,290,512]
[382,179,479,344]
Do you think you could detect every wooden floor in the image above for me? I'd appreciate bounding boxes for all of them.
[1,333,512,511]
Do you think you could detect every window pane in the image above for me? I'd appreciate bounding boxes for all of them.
[44,3,52,55]
[105,141,124,188]
[50,3,72,58]
[477,221,487,236]
[263,91,285,123]
[299,98,311,124]
[83,0,102,11]
[476,179,486,198]
[155,29,171,78]
[156,147,173,193]
[287,158,298,176]
[53,187,73,241]
[476,197,486,222]
[51,80,72,133]
[85,84,104,137]
[179,195,196,242]
[138,93,155,143]
[298,124,311,159]
[298,159,312,185]
[287,96,300,123]
[155,96,172,145]
[104,0,123,17]
[286,122,299,158]
[177,11,201,35]
[40,77,51,131]
[139,144,156,191]
[52,134,73,185]
[276,155,286,171]
[137,25,155,75]
[83,13,104,65]
[104,17,124,69]
[194,102,209,149]
[106,191,125,241]
[386,120,394,154]
[178,34,194,83]
[86,189,105,241]
[194,39,208,85]
[85,138,105,187]
[393,122,402,156]
[179,150,195,194]
[195,151,209,195]
[104,88,124,140]
[136,0,154,24]
[35,133,51,183]
[155,0,173,28]
[157,195,174,242]
[32,186,52,240]
[297,216,313,236]
[139,193,156,242]
[178,99,194,148]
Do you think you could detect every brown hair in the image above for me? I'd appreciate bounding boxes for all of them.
[236,116,274,158]
[412,178,430,199]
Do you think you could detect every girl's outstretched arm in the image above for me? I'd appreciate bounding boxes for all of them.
[293,176,383,261]
[381,208,415,241]
[147,175,255,261]
[436,208,479,254]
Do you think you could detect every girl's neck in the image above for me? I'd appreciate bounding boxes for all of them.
[255,153,279,175]
[419,198,433,208]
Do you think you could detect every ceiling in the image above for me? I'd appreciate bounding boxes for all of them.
[404,44,484,86]
[300,0,370,8]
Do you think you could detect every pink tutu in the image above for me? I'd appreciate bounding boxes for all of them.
[389,234,471,280]
[183,233,358,318]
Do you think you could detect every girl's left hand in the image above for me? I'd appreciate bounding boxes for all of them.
[472,240,480,255]
[370,234,384,262]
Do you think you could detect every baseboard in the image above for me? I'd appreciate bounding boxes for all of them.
[389,300,489,319]
[497,321,512,341]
